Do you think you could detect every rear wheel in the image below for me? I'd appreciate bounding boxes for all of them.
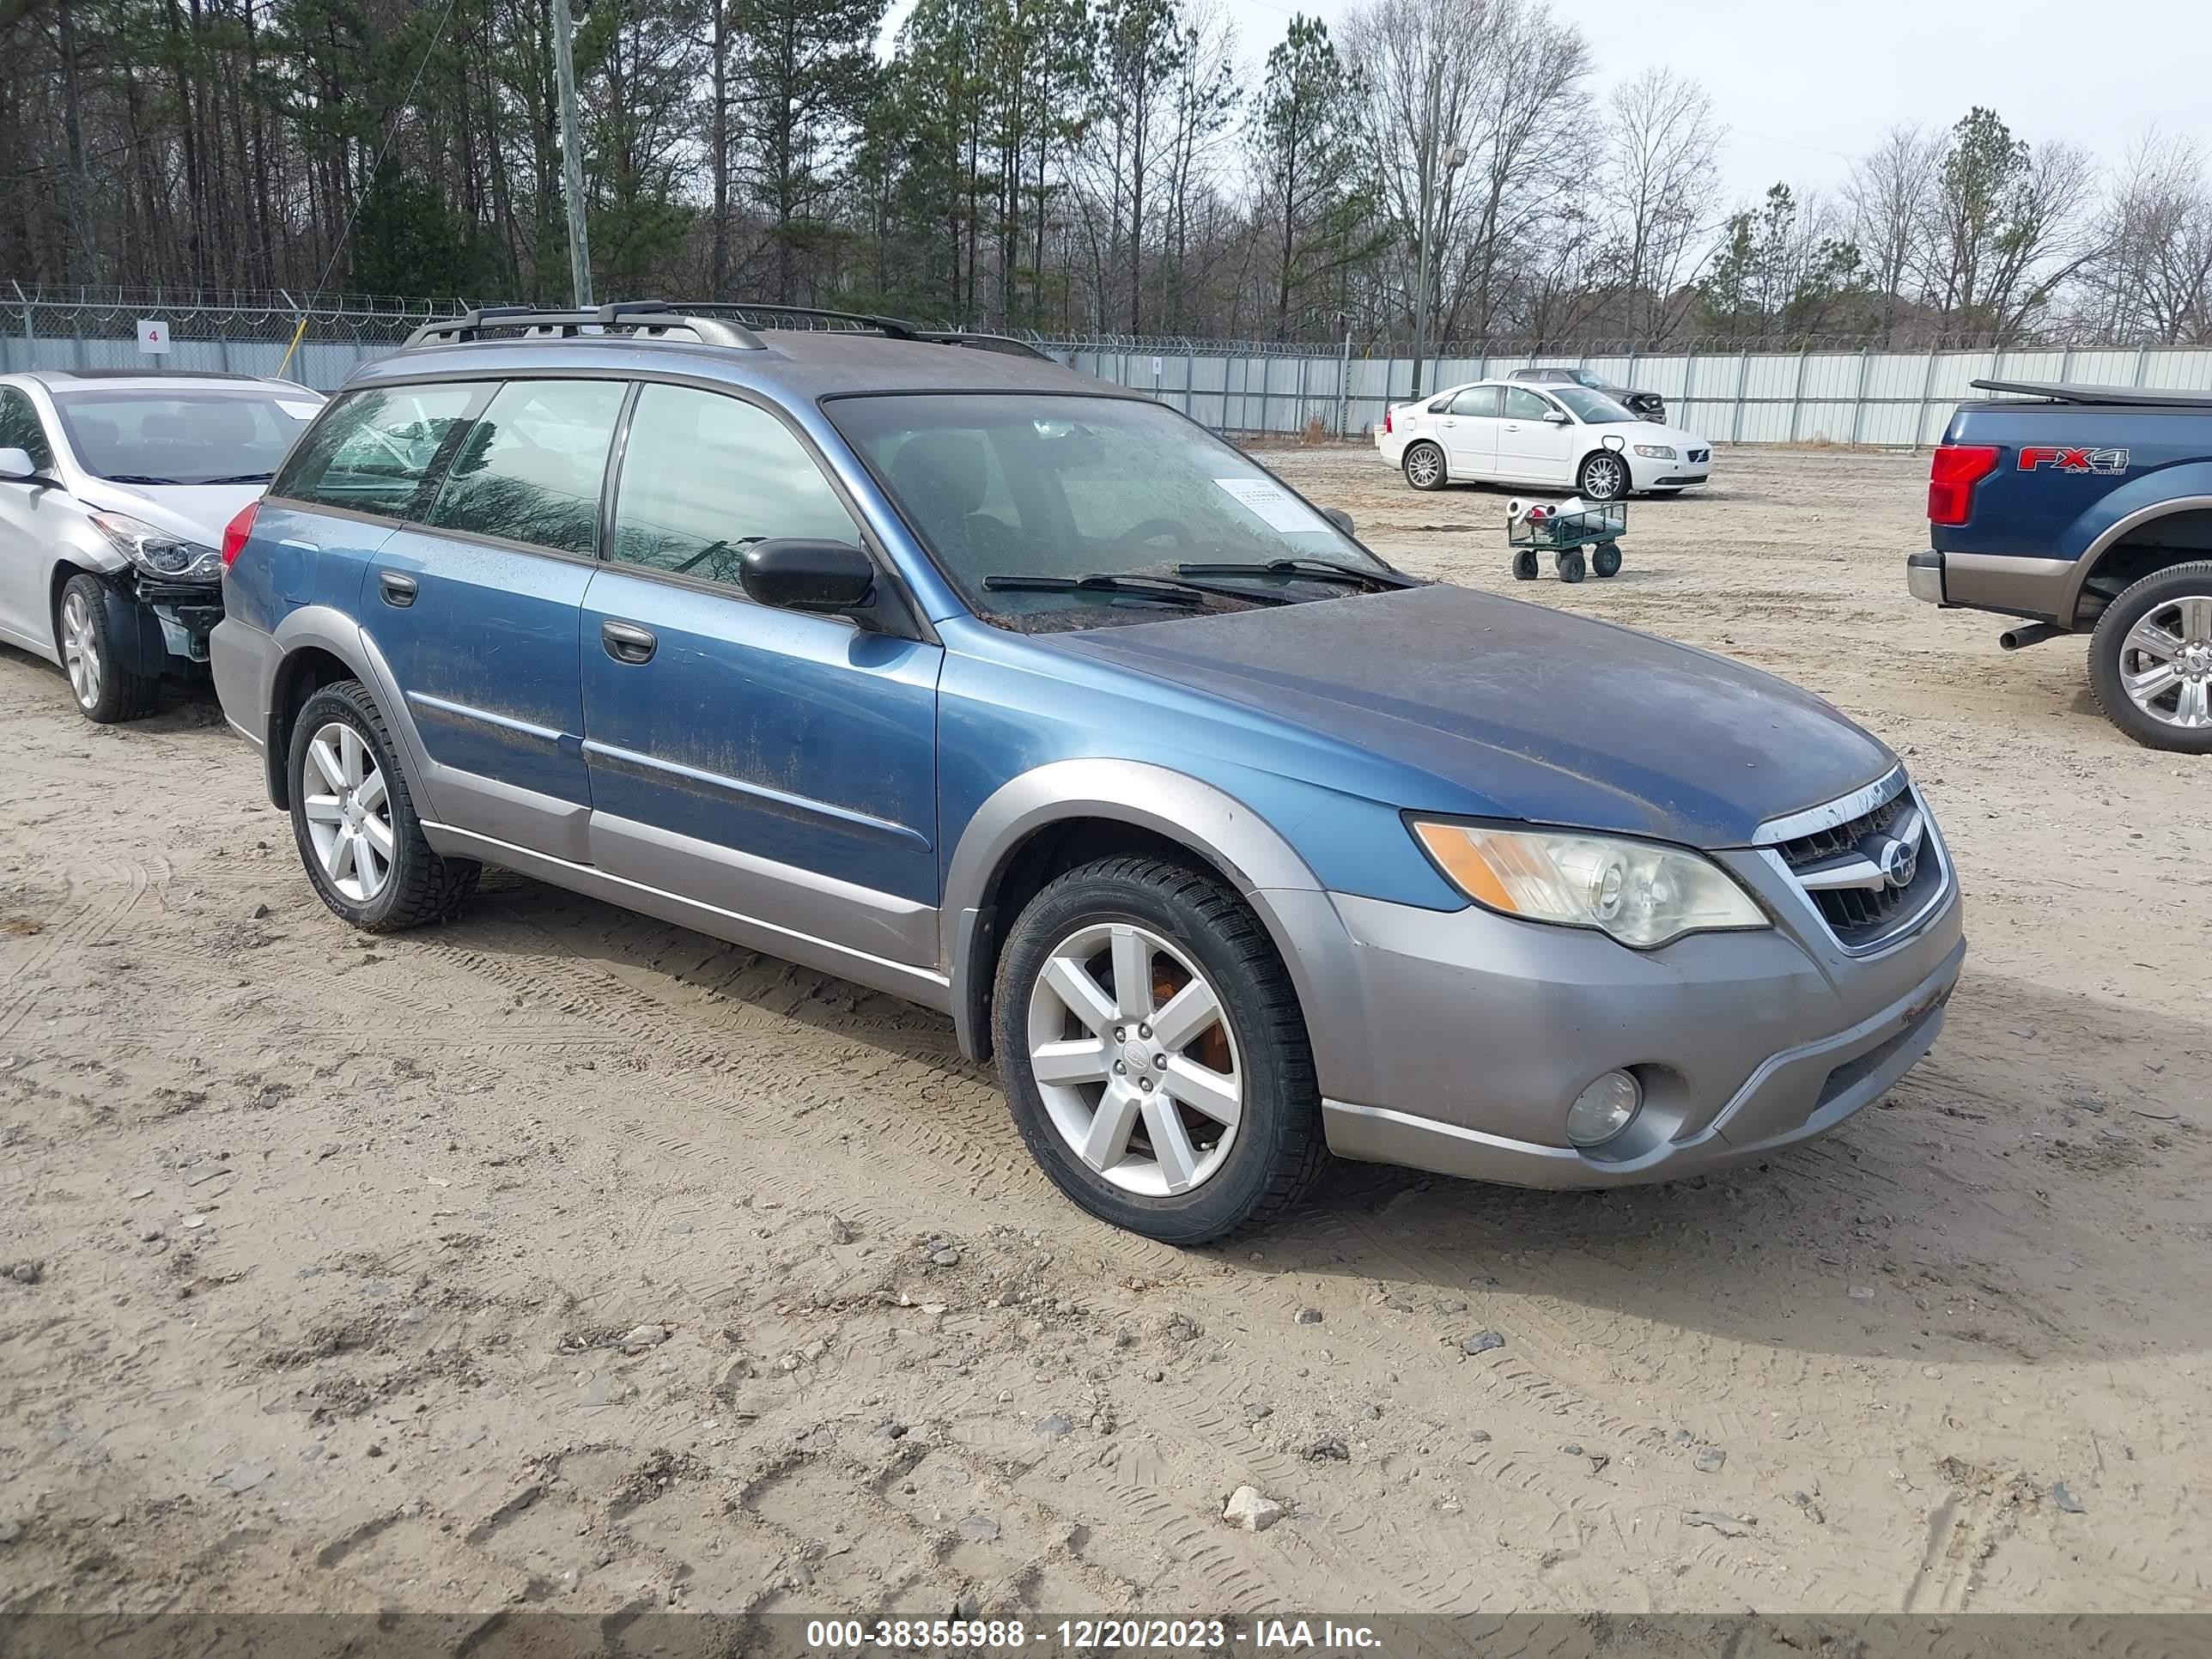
[1577,450,1630,502]
[1402,441,1446,491]
[1555,548,1587,584]
[2088,562,2212,752]
[58,574,161,724]
[287,679,481,930]
[1511,549,1540,581]
[1593,544,1622,579]
[994,855,1325,1243]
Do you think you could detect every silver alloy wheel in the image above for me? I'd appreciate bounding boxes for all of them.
[1405,445,1442,489]
[1583,453,1627,500]
[60,587,101,710]
[301,720,395,902]
[2120,594,2212,730]
[1025,921,1243,1197]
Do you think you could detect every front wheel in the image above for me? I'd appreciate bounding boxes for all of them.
[1402,441,1446,491]
[58,574,161,724]
[1577,450,1631,502]
[994,856,1326,1243]
[287,679,481,929]
[2088,562,2212,752]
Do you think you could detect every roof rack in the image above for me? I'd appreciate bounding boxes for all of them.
[699,302,1055,362]
[403,301,765,350]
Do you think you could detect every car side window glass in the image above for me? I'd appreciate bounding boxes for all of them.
[1449,386,1501,418]
[0,390,54,470]
[273,386,480,519]
[1503,386,1553,421]
[1425,396,1452,413]
[610,384,860,587]
[426,380,626,557]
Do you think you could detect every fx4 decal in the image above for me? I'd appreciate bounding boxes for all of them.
[2017,446,2130,474]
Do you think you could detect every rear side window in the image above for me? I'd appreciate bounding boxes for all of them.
[1449,386,1501,417]
[0,388,55,470]
[609,385,858,586]
[426,379,626,557]
[274,386,479,518]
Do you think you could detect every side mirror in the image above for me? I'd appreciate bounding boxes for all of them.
[1542,410,1571,425]
[1322,507,1355,537]
[740,538,877,617]
[0,447,40,482]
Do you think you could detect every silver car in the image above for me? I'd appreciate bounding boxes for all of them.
[0,370,324,722]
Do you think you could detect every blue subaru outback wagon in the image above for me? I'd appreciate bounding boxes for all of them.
[211,302,1965,1243]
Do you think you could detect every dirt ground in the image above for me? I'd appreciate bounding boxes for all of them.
[2,446,2209,1626]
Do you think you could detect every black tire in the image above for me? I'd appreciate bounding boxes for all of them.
[1577,450,1631,502]
[1593,544,1622,579]
[994,855,1327,1243]
[2087,561,2212,753]
[1555,548,1587,584]
[286,678,481,931]
[58,573,161,724]
[1511,549,1540,581]
[1402,441,1447,491]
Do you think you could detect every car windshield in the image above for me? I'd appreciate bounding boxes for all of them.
[828,393,1395,627]
[50,386,324,484]
[1549,386,1637,425]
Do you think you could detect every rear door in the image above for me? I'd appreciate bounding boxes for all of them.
[359,377,627,862]
[580,382,941,964]
[1437,385,1502,478]
[1497,385,1578,485]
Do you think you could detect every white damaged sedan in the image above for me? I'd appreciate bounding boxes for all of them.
[1376,378,1711,501]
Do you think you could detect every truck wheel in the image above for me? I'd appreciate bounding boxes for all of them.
[1402,442,1446,491]
[58,574,161,724]
[2089,562,2212,752]
[994,855,1327,1243]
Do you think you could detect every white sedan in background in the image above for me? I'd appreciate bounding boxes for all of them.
[1376,379,1711,501]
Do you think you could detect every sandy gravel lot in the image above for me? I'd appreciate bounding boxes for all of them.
[2,447,2209,1626]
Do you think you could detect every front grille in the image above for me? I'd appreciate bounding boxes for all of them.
[1765,776,1946,951]
[1687,447,1710,464]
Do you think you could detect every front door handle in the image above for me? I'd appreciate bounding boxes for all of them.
[601,619,657,665]
[377,570,417,607]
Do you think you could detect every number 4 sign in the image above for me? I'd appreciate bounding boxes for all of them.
[137,319,172,355]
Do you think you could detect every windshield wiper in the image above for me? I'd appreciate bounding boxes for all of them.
[101,473,186,485]
[198,472,276,485]
[982,572,1288,607]
[1176,556,1416,592]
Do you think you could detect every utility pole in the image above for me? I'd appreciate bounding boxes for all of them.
[551,0,593,308]
[1407,57,1461,399]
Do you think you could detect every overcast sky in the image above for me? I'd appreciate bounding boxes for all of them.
[1202,0,2209,206]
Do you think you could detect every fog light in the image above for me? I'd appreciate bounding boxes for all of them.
[1566,1070,1641,1146]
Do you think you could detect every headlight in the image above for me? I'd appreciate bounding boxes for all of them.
[91,512,224,583]
[1409,819,1767,948]
[1632,443,1677,459]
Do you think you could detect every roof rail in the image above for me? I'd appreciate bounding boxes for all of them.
[403,301,765,350]
[702,303,1056,362]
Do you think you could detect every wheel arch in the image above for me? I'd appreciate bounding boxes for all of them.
[259,607,419,811]
[2066,496,2212,625]
[940,762,1346,1066]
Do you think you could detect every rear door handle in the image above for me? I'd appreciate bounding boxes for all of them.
[377,570,417,607]
[601,619,657,665]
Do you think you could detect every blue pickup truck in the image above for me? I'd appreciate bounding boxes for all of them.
[1907,379,2212,750]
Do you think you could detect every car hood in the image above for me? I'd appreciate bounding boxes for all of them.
[1046,583,1893,848]
[1616,420,1704,451]
[71,478,264,551]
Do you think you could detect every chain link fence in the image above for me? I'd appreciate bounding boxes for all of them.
[8,285,2210,447]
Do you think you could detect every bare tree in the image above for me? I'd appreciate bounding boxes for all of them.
[1921,107,2096,343]
[2081,125,2212,343]
[1601,66,1721,343]
[1844,123,1939,343]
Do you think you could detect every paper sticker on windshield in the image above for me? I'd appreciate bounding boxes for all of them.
[1214,477,1327,534]
[276,400,324,421]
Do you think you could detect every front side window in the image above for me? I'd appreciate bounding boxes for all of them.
[426,379,627,557]
[0,389,54,470]
[51,386,323,486]
[830,392,1396,628]
[1449,386,1502,418]
[1502,386,1555,421]
[274,385,479,517]
[610,385,858,586]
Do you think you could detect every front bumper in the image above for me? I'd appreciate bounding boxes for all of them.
[1627,451,1710,490]
[1305,836,1966,1189]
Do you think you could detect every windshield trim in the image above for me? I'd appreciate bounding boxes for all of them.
[819,389,1405,629]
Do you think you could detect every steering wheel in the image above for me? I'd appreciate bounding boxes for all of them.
[1113,516,1194,553]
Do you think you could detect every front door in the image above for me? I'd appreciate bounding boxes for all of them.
[579,382,942,966]
[358,377,625,861]
[1496,385,1579,486]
